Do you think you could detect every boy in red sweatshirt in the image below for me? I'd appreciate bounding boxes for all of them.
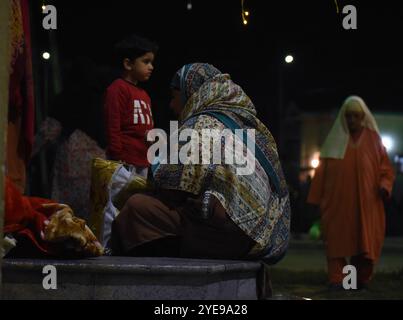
[104,34,158,178]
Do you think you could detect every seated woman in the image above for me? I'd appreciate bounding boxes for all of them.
[112,63,290,261]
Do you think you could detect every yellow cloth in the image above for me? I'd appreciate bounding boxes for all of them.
[89,158,121,239]
[88,158,149,242]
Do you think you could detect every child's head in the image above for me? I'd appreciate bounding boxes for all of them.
[114,34,158,84]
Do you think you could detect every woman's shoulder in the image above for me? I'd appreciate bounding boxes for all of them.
[364,127,382,143]
[362,128,386,153]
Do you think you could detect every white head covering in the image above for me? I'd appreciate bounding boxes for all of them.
[320,95,380,159]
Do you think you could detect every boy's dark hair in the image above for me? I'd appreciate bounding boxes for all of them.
[114,34,158,66]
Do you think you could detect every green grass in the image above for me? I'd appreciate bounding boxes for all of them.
[269,268,403,300]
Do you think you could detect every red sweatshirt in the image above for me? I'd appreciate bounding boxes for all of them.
[104,79,154,167]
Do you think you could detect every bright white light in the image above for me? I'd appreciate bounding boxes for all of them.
[311,159,320,169]
[285,55,294,63]
[42,52,50,60]
[187,2,192,10]
[382,136,394,152]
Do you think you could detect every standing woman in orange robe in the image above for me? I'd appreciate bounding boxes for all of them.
[307,96,395,289]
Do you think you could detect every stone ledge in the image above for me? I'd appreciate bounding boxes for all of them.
[2,256,263,300]
[2,256,262,275]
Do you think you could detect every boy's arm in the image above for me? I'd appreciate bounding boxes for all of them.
[104,86,124,160]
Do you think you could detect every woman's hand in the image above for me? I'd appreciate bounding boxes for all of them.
[183,197,203,218]
[182,193,215,220]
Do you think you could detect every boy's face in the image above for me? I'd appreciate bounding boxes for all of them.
[170,89,184,118]
[124,52,155,83]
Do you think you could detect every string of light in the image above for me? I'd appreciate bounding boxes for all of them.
[241,0,250,25]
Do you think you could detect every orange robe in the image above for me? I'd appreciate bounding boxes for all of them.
[307,128,395,262]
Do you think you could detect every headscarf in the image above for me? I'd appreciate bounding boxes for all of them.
[155,63,290,259]
[170,63,260,124]
[170,63,221,107]
[320,96,380,159]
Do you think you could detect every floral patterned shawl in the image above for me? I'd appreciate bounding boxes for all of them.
[154,63,290,259]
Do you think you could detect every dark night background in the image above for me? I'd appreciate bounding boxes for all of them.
[31,0,403,131]
[27,0,403,233]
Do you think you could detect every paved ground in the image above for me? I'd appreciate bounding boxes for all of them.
[274,236,403,272]
[269,236,403,300]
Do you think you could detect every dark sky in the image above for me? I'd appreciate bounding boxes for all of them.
[32,0,403,136]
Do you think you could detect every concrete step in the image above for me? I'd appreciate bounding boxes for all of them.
[2,256,262,300]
